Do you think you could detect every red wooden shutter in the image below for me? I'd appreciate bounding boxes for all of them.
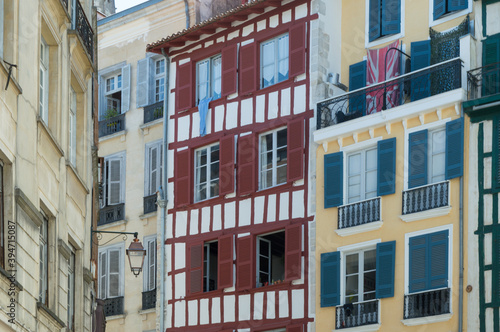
[175,149,191,207]
[237,134,256,195]
[218,234,234,289]
[236,235,253,290]
[285,223,302,281]
[287,119,304,182]
[176,62,193,112]
[239,43,256,95]
[289,23,306,78]
[221,44,238,96]
[287,325,303,332]
[188,243,203,295]
[219,135,235,196]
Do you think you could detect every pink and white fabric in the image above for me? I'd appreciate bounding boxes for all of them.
[366,40,401,115]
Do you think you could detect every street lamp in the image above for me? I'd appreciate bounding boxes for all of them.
[126,237,147,277]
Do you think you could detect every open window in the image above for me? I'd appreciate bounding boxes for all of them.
[260,34,289,88]
[259,127,288,190]
[98,63,131,120]
[203,241,218,292]
[196,54,221,104]
[256,231,285,287]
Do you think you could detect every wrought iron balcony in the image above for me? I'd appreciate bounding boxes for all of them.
[143,194,158,215]
[404,288,450,319]
[98,113,125,138]
[98,203,125,226]
[72,0,94,61]
[144,101,164,124]
[467,61,500,100]
[103,296,124,317]
[142,289,157,310]
[338,197,381,229]
[402,181,448,215]
[317,58,462,130]
[336,300,379,329]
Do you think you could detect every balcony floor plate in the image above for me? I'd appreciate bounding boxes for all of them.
[401,313,452,326]
[335,221,383,237]
[400,206,451,223]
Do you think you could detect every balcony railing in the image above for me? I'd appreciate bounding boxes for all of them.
[468,61,500,100]
[142,289,157,310]
[98,203,125,226]
[72,0,94,61]
[338,197,381,229]
[144,101,164,124]
[402,181,448,215]
[143,194,158,215]
[103,296,124,317]
[404,288,450,319]
[317,58,462,130]
[336,300,379,329]
[98,113,126,138]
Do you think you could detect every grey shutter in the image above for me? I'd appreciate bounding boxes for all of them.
[121,64,131,112]
[136,58,149,107]
[108,157,122,205]
[148,239,156,290]
[108,249,120,297]
[149,145,158,195]
[99,251,107,298]
[149,57,156,104]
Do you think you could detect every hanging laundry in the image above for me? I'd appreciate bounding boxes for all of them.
[198,97,212,137]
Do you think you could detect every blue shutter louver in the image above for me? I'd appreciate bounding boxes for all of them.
[492,225,500,306]
[428,230,449,289]
[349,61,367,115]
[381,0,401,36]
[369,0,381,42]
[409,235,428,293]
[321,251,341,307]
[445,118,464,180]
[483,37,500,97]
[377,137,397,196]
[449,0,467,12]
[408,130,428,189]
[411,40,431,101]
[324,152,343,208]
[376,241,396,299]
[433,0,446,20]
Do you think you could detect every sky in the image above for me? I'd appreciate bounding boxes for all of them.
[115,0,147,13]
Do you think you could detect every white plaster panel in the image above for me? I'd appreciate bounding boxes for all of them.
[241,98,254,126]
[291,289,304,318]
[238,329,250,332]
[253,292,264,320]
[243,24,255,37]
[206,107,212,135]
[226,102,239,130]
[267,194,276,222]
[254,196,265,224]
[257,19,266,32]
[166,245,172,272]
[168,149,175,178]
[224,295,236,322]
[292,190,305,219]
[241,39,255,47]
[270,14,279,28]
[175,273,186,299]
[268,91,279,120]
[177,116,191,141]
[175,243,186,270]
[202,206,211,233]
[188,300,198,326]
[176,211,187,237]
[295,73,306,82]
[484,194,493,226]
[167,304,173,328]
[212,297,221,324]
[238,294,251,321]
[487,3,500,36]
[484,120,493,153]
[484,157,492,189]
[279,192,289,220]
[486,308,494,332]
[485,270,492,303]
[174,300,186,327]
[239,199,252,227]
[225,201,236,229]
[282,9,292,23]
[256,95,266,123]
[485,233,492,266]
[179,58,191,66]
[200,298,209,325]
[278,290,288,318]
[213,204,222,231]
[167,213,173,239]
[266,291,275,319]
[295,3,308,19]
[280,87,291,117]
[192,111,200,139]
[215,105,225,132]
[190,209,199,235]
[228,30,240,41]
[293,85,306,114]
[166,275,172,301]
[217,36,225,43]
[205,40,214,48]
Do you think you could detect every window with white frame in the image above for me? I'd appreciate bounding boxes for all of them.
[261,34,289,88]
[256,231,285,287]
[259,127,287,190]
[69,88,77,166]
[101,152,125,207]
[368,0,402,42]
[99,63,130,119]
[143,236,156,292]
[98,243,124,300]
[194,143,219,202]
[196,55,221,104]
[39,216,48,305]
[145,141,163,197]
[347,147,378,204]
[67,247,75,330]
[105,73,122,115]
[431,0,468,22]
[427,128,446,184]
[154,58,165,102]
[203,241,218,292]
[39,37,49,124]
[344,248,377,304]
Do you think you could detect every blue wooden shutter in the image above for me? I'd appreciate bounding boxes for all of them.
[321,251,340,307]
[494,117,500,189]
[349,61,367,115]
[433,0,446,20]
[369,0,381,42]
[324,152,343,208]
[428,230,449,290]
[376,241,396,298]
[408,130,428,189]
[381,0,401,36]
[449,0,467,12]
[409,234,428,293]
[483,37,500,97]
[411,40,431,101]
[377,138,396,196]
[492,225,500,306]
[445,118,464,180]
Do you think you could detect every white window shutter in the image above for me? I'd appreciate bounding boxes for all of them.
[99,251,107,298]
[149,146,158,195]
[149,58,156,104]
[108,158,122,205]
[136,58,149,107]
[159,144,163,191]
[108,249,120,297]
[148,239,156,290]
[121,64,131,112]
[98,75,106,120]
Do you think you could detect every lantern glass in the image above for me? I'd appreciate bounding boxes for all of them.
[126,239,146,277]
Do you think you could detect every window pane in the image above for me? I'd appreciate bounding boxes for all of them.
[348,154,361,176]
[364,250,376,271]
[366,148,377,170]
[365,169,377,198]
[117,75,122,89]
[211,145,219,162]
[363,271,376,294]
[345,253,359,274]
[276,165,287,185]
[156,59,165,75]
[277,128,287,148]
[278,35,289,82]
[345,275,359,303]
[212,56,222,99]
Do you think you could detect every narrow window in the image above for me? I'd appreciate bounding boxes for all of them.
[344,249,376,304]
[203,241,218,292]
[256,231,285,287]
[261,34,289,88]
[194,143,220,202]
[155,59,165,102]
[146,141,163,196]
[259,127,287,190]
[39,216,48,305]
[69,88,77,166]
[67,247,75,330]
[428,128,446,184]
[39,38,49,124]
[104,73,122,117]
[347,147,377,203]
[196,55,221,103]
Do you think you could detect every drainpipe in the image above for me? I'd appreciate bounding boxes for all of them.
[159,48,170,332]
[458,106,464,332]
[183,0,190,29]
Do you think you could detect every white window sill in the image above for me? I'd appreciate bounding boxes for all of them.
[402,313,452,326]
[335,221,383,237]
[96,218,127,230]
[429,7,471,28]
[140,118,163,132]
[106,313,126,322]
[139,211,157,220]
[138,308,155,315]
[400,206,451,223]
[333,323,380,332]
[366,32,403,49]
[99,129,127,143]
